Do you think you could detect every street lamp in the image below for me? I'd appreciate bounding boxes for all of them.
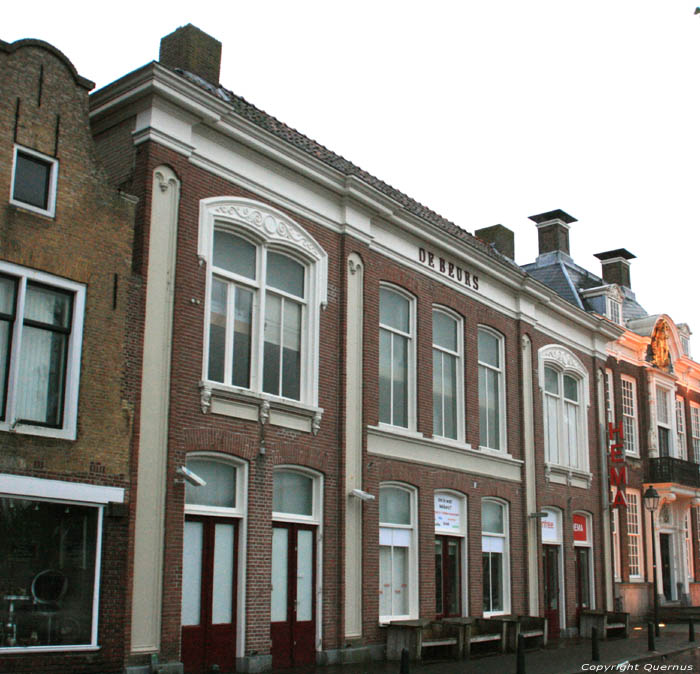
[644,485,661,637]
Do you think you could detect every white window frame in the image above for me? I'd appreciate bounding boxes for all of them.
[605,368,614,426]
[432,307,464,442]
[198,198,327,409]
[481,497,510,617]
[626,489,644,581]
[611,494,621,582]
[620,375,639,457]
[378,284,416,431]
[606,296,622,325]
[478,326,507,452]
[379,482,418,623]
[676,396,688,461]
[0,261,85,440]
[10,144,59,218]
[539,345,590,474]
[685,510,694,581]
[690,403,700,464]
[656,385,674,457]
[434,490,468,617]
[0,474,124,653]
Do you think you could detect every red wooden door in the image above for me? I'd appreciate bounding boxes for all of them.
[543,545,560,639]
[181,516,238,674]
[271,523,316,669]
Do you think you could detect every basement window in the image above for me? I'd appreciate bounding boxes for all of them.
[10,146,58,218]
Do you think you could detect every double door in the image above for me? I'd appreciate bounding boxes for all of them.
[271,522,316,669]
[181,516,238,674]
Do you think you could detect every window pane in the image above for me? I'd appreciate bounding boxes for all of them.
[379,288,409,332]
[281,300,301,400]
[263,294,282,395]
[17,326,67,426]
[565,402,579,467]
[480,368,500,449]
[0,276,16,316]
[208,279,227,382]
[0,278,15,421]
[489,551,503,611]
[271,528,288,622]
[392,334,408,427]
[0,498,97,646]
[211,523,234,624]
[546,395,560,464]
[185,459,236,508]
[446,539,460,616]
[443,353,457,439]
[392,546,409,615]
[273,471,313,516]
[379,546,392,616]
[545,366,559,394]
[435,539,444,615]
[267,252,304,298]
[433,350,444,436]
[478,329,499,368]
[296,529,313,621]
[380,487,411,525]
[433,311,457,351]
[13,152,51,210]
[213,231,256,279]
[232,287,253,388]
[182,521,203,626]
[25,284,72,329]
[564,375,579,402]
[379,329,392,424]
[482,501,503,534]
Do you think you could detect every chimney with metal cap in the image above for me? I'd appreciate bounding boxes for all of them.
[159,24,222,85]
[594,249,636,289]
[475,225,515,260]
[529,209,577,257]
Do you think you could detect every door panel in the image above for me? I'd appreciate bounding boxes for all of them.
[543,545,560,639]
[660,533,673,601]
[575,547,591,621]
[271,523,316,669]
[182,516,237,674]
[435,536,461,618]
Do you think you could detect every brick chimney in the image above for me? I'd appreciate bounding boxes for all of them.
[159,24,222,85]
[475,225,515,260]
[594,249,636,288]
[528,209,577,257]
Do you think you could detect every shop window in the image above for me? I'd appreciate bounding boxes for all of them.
[432,308,463,441]
[478,327,506,451]
[379,287,415,429]
[0,262,84,440]
[10,145,58,218]
[379,484,416,622]
[481,498,509,616]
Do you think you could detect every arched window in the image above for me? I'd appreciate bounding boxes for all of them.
[379,286,415,429]
[481,498,510,616]
[432,308,463,441]
[478,327,506,451]
[199,198,327,407]
[379,483,417,621]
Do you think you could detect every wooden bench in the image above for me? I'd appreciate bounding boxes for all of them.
[462,618,507,657]
[385,618,462,661]
[579,610,630,640]
[502,615,548,651]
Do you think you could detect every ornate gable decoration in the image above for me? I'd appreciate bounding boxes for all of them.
[649,319,672,372]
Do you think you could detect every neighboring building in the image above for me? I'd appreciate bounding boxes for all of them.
[0,39,135,673]
[89,25,621,673]
[523,212,700,619]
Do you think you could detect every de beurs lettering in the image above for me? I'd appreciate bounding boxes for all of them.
[418,248,479,291]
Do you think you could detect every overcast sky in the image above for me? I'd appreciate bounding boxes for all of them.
[7,1,700,351]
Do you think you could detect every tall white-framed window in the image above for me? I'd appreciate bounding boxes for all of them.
[482,498,510,616]
[605,368,614,426]
[434,490,467,618]
[199,198,327,408]
[0,261,85,440]
[685,510,694,581]
[379,286,415,429]
[10,144,59,218]
[690,403,700,464]
[432,308,463,441]
[0,473,124,653]
[626,489,644,581]
[611,494,621,582]
[676,397,688,461]
[656,386,673,457]
[379,483,417,622]
[620,376,639,456]
[607,296,622,325]
[478,327,506,451]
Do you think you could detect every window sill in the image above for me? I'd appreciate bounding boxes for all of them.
[9,200,56,219]
[199,381,323,434]
[545,463,592,489]
[375,423,422,440]
[0,420,76,441]
[0,644,100,653]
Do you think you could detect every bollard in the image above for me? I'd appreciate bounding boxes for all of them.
[399,647,410,674]
[648,621,656,651]
[690,618,695,643]
[591,626,600,662]
[516,633,526,674]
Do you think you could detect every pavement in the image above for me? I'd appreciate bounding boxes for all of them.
[282,623,700,674]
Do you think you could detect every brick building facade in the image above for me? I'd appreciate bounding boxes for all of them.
[0,38,135,673]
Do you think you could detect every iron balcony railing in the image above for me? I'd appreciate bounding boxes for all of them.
[648,456,700,488]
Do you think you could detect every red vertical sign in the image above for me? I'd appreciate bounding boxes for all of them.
[609,421,627,508]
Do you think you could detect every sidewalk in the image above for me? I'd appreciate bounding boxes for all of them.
[285,623,700,674]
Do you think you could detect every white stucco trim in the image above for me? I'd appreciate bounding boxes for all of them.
[0,473,124,504]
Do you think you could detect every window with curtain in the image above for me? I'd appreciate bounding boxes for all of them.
[432,309,462,440]
[482,499,509,615]
[379,287,413,428]
[207,230,306,401]
[379,485,415,621]
[478,327,505,450]
[544,365,583,469]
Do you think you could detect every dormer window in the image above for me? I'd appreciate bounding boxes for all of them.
[606,296,622,325]
[579,284,624,326]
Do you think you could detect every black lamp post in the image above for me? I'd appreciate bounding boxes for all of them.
[644,485,661,637]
